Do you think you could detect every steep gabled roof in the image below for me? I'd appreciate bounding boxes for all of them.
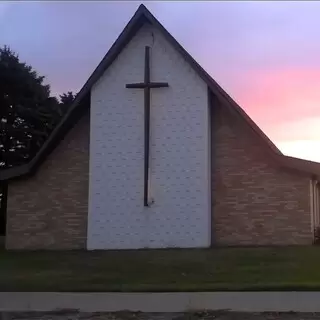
[1,4,320,181]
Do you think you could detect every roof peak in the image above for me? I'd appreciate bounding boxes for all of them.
[136,3,150,16]
[137,3,147,10]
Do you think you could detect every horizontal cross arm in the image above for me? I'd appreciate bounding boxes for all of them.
[126,83,146,88]
[126,82,169,89]
[148,82,169,88]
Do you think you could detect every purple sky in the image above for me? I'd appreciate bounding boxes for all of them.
[2,1,320,161]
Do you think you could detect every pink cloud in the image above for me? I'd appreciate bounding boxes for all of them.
[229,67,320,161]
[228,67,320,135]
[235,67,320,124]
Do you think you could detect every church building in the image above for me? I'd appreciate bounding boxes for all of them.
[1,4,320,250]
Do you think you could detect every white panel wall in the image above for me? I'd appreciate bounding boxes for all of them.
[87,24,210,249]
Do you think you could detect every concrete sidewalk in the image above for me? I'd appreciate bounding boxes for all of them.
[1,292,320,312]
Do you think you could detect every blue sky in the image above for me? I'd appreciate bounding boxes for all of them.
[2,1,320,161]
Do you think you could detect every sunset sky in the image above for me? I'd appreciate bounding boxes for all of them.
[1,1,320,162]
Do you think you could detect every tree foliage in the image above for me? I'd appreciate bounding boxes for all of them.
[60,91,76,109]
[0,45,76,233]
[0,46,76,170]
[1,46,47,168]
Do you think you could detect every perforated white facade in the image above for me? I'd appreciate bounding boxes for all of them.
[87,24,211,249]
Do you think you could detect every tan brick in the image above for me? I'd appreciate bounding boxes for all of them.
[6,113,89,250]
[5,98,314,249]
[211,101,312,246]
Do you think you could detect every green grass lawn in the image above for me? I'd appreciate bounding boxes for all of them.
[2,247,320,292]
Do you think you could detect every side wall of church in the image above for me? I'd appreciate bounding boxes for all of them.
[6,115,90,250]
[211,98,313,245]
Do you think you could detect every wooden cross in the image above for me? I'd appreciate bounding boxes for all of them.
[126,46,169,207]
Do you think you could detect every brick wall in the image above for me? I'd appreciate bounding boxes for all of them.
[211,100,313,245]
[5,94,313,249]
[6,114,89,250]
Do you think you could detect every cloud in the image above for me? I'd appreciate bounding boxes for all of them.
[233,67,320,127]
[4,1,320,162]
[277,139,320,162]
[273,117,320,142]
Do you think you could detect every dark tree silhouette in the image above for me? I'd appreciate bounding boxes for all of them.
[0,45,76,235]
[60,91,76,109]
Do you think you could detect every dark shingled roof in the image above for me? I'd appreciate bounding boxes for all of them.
[1,4,320,181]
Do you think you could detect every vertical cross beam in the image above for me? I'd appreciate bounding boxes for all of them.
[144,47,151,207]
[126,46,169,207]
